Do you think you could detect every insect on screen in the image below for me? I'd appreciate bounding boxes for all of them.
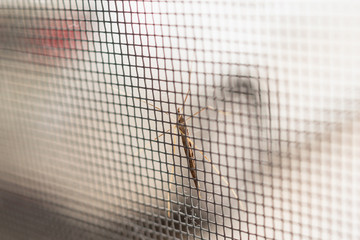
[0,0,360,239]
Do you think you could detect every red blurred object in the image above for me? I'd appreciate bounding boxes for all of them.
[27,17,88,60]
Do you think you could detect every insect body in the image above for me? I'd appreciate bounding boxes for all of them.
[176,107,200,196]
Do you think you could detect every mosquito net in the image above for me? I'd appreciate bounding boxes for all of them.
[0,1,359,239]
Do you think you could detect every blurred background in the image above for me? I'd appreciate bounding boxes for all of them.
[1,1,359,239]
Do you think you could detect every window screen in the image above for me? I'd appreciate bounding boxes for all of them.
[1,1,359,239]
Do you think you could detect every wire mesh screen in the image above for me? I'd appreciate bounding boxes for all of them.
[1,1,360,239]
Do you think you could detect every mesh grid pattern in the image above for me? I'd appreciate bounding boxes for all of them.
[1,1,360,239]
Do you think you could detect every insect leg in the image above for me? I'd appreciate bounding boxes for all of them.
[185,137,245,210]
[166,134,177,218]
[185,105,231,123]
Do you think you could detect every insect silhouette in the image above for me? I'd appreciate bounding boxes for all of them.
[113,71,243,217]
[176,104,200,194]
